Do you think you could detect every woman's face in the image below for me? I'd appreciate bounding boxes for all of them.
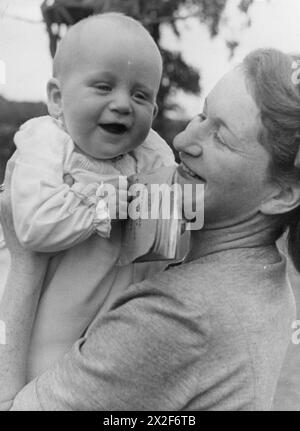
[173,67,276,227]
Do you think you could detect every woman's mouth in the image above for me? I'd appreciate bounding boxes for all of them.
[99,123,128,135]
[178,162,205,183]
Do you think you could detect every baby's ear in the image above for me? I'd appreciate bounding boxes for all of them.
[47,78,63,119]
[153,103,159,120]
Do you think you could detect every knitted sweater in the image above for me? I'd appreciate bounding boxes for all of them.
[11,245,295,410]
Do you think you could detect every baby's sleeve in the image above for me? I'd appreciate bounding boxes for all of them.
[11,117,111,253]
[134,128,177,172]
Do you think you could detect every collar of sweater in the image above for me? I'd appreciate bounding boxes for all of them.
[186,211,282,262]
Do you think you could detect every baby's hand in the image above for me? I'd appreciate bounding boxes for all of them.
[63,173,129,220]
[97,176,128,221]
[63,173,74,187]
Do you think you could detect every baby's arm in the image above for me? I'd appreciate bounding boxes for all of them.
[11,117,111,252]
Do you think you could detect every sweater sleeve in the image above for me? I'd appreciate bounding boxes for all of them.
[11,117,111,252]
[9,275,208,411]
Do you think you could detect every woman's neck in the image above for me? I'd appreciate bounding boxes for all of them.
[187,212,282,262]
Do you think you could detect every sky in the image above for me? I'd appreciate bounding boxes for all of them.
[0,0,300,117]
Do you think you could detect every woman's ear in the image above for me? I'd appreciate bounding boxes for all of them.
[47,78,63,119]
[260,182,300,215]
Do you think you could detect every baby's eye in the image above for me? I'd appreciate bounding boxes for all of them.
[134,91,150,102]
[95,83,111,92]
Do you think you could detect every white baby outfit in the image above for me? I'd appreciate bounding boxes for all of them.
[6,115,175,380]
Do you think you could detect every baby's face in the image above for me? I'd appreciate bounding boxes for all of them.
[59,26,162,159]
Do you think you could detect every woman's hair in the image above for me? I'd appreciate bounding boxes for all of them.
[243,48,300,271]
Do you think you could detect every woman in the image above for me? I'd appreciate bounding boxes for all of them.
[0,48,300,411]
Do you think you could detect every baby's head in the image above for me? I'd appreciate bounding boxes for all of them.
[47,13,163,159]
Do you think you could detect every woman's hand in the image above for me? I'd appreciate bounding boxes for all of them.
[0,157,49,268]
[0,158,23,258]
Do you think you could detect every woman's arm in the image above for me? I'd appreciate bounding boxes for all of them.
[8,272,202,411]
[0,159,49,410]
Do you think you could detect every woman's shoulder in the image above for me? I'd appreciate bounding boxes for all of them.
[118,245,294,336]
[142,245,287,290]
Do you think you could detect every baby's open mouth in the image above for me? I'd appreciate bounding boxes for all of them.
[99,123,128,134]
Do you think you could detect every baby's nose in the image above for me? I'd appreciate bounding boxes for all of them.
[109,92,132,114]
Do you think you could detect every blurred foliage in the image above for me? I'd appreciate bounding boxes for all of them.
[41,0,254,121]
[0,97,47,181]
[0,0,255,179]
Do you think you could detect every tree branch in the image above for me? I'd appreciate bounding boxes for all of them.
[3,10,202,26]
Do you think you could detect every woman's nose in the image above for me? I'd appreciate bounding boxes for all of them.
[109,92,132,115]
[173,131,203,157]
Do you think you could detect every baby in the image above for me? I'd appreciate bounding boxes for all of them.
[7,12,175,380]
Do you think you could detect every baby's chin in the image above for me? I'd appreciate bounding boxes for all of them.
[91,148,126,160]
[71,142,118,160]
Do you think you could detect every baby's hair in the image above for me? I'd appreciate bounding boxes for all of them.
[52,12,162,80]
[69,12,149,35]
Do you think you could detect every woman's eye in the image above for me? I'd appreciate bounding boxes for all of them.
[213,131,227,147]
